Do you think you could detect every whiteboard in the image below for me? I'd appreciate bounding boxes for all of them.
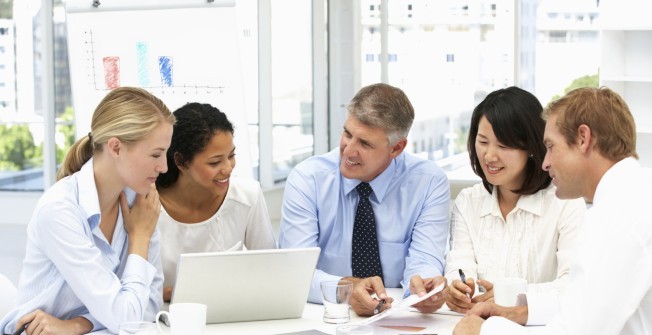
[65,0,253,178]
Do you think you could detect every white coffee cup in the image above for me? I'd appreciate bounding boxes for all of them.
[156,303,207,335]
[493,277,527,307]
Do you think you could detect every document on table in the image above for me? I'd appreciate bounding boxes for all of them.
[359,282,446,325]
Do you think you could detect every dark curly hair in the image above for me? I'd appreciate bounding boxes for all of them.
[468,86,551,195]
[156,102,234,188]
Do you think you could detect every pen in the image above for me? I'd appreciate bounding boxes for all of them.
[458,269,471,300]
[373,298,386,315]
[12,323,28,335]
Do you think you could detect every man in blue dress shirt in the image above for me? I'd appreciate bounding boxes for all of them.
[279,83,450,316]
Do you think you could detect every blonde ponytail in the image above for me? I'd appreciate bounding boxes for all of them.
[56,134,93,181]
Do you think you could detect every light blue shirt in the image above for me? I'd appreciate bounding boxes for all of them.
[0,158,163,334]
[279,149,450,303]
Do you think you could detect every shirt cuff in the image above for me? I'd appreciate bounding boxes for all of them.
[308,272,343,303]
[80,313,101,332]
[403,289,411,299]
[123,253,156,286]
[524,291,559,326]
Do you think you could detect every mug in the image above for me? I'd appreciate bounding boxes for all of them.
[156,303,207,335]
[493,277,527,307]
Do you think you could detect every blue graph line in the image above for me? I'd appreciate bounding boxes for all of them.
[136,42,150,87]
[158,56,173,87]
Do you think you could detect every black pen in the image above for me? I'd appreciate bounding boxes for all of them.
[373,298,386,315]
[458,269,471,300]
[12,323,28,335]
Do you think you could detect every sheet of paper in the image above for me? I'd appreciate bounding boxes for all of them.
[369,311,459,335]
[359,282,445,325]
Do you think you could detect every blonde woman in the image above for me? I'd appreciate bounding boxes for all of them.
[0,87,174,335]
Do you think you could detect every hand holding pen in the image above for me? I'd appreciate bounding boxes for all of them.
[458,269,473,300]
[445,269,477,314]
[373,297,386,315]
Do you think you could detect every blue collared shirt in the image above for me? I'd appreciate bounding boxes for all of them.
[278,148,450,302]
[0,158,163,334]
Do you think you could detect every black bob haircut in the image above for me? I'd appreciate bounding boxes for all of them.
[467,86,551,195]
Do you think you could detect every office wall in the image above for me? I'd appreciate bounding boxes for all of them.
[0,192,40,225]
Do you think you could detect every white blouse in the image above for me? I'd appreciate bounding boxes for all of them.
[158,177,277,288]
[445,183,586,300]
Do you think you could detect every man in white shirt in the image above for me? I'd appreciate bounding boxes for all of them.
[454,86,652,335]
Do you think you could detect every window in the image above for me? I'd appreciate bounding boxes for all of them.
[270,0,314,183]
[0,0,646,192]
[0,1,73,192]
[358,0,603,181]
[0,0,322,191]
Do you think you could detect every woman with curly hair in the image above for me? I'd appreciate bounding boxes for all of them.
[156,102,276,302]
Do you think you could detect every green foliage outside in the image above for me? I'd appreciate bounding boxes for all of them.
[0,107,75,171]
[0,0,12,19]
[56,107,76,164]
[550,73,599,103]
[0,124,36,170]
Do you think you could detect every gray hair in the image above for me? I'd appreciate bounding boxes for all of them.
[347,83,415,145]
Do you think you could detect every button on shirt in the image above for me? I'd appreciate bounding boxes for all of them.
[0,158,163,335]
[278,148,450,303]
[446,183,585,325]
[480,157,652,335]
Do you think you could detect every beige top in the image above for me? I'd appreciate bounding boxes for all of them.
[445,183,586,296]
[158,177,277,288]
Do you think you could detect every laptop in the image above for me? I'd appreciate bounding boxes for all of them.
[171,247,321,324]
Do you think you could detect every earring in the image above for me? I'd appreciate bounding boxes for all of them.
[528,153,534,158]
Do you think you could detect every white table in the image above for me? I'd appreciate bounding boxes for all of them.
[157,289,462,335]
[91,289,463,335]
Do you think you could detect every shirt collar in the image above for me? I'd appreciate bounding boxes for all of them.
[593,156,638,206]
[342,155,398,203]
[480,185,544,217]
[78,158,101,229]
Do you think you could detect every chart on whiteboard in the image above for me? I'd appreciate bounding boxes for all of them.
[74,23,231,95]
[81,29,228,95]
[65,6,243,97]
[65,4,253,178]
